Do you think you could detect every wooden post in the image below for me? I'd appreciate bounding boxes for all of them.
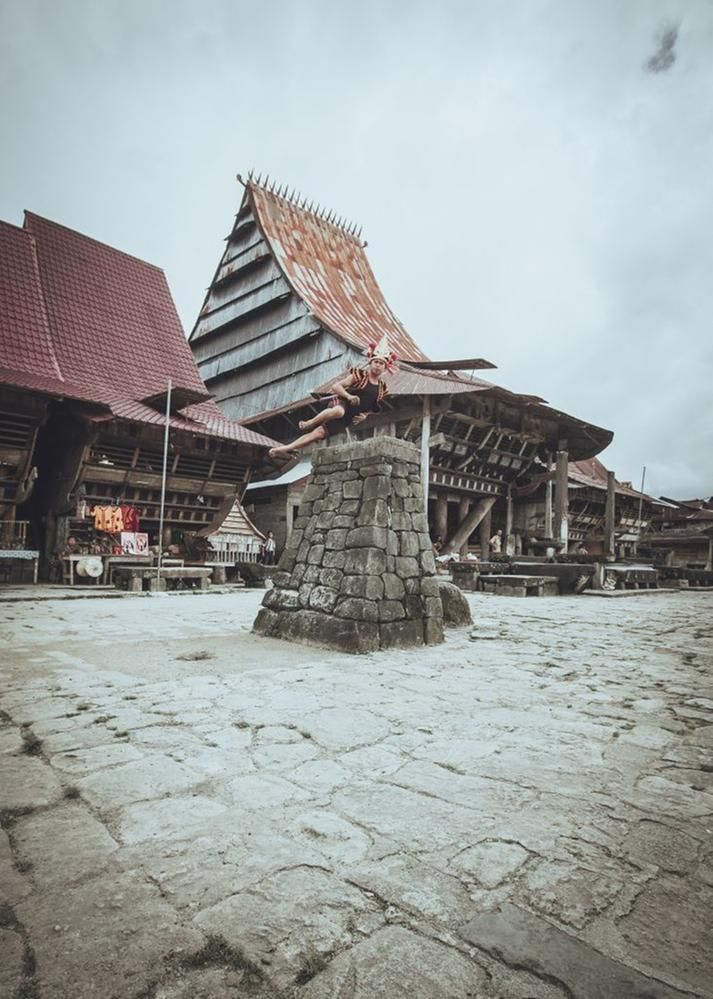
[605,470,616,558]
[480,506,493,560]
[458,496,470,557]
[706,538,713,572]
[505,486,513,554]
[421,396,431,513]
[544,450,553,539]
[444,495,495,554]
[554,449,569,553]
[434,494,448,546]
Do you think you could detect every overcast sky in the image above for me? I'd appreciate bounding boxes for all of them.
[1,0,711,498]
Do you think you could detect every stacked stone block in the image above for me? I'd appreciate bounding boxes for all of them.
[253,437,444,653]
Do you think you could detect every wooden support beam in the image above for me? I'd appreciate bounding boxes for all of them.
[434,494,448,544]
[444,496,495,554]
[421,396,431,512]
[479,506,493,560]
[544,450,553,539]
[605,470,616,558]
[458,496,470,557]
[505,486,513,554]
[554,449,569,552]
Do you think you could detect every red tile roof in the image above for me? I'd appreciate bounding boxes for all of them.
[0,222,62,384]
[0,213,275,448]
[570,457,651,500]
[248,182,429,364]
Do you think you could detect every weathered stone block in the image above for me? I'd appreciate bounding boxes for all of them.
[437,581,471,626]
[320,568,343,590]
[291,563,306,586]
[383,573,405,599]
[420,577,441,597]
[309,585,339,613]
[346,527,388,549]
[425,596,444,619]
[424,617,444,645]
[417,532,432,551]
[404,595,424,619]
[253,607,280,636]
[379,619,424,649]
[340,500,361,515]
[303,565,321,583]
[307,545,325,565]
[272,571,291,589]
[363,475,391,501]
[399,533,420,557]
[412,513,429,533]
[334,597,379,622]
[316,510,336,530]
[386,530,399,556]
[332,515,354,528]
[277,609,379,653]
[340,575,384,601]
[395,556,420,578]
[343,480,363,499]
[323,550,347,569]
[286,528,304,550]
[393,478,410,497]
[378,600,406,622]
[421,550,437,574]
[271,589,302,611]
[298,583,314,607]
[322,494,341,511]
[345,547,386,576]
[325,528,348,550]
[356,498,389,527]
[391,511,412,531]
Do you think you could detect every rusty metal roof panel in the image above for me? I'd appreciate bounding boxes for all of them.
[247,182,429,364]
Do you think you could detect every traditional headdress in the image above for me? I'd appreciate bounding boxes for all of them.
[365,334,399,373]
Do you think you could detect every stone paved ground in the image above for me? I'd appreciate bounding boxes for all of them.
[1,589,712,999]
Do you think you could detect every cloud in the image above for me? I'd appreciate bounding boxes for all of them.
[645,23,680,73]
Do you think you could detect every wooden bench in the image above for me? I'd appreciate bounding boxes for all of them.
[479,574,559,597]
[113,566,212,592]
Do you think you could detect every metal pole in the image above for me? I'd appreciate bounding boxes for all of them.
[156,379,172,590]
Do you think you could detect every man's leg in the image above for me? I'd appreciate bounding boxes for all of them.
[269,425,328,458]
[298,405,345,431]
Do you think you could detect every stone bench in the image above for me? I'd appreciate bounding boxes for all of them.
[602,566,658,591]
[479,574,559,597]
[450,563,481,591]
[113,566,212,593]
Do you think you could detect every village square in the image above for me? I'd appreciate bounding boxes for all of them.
[2,2,713,997]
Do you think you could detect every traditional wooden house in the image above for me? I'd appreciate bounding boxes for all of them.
[515,457,656,557]
[642,497,713,569]
[0,213,276,579]
[190,175,613,553]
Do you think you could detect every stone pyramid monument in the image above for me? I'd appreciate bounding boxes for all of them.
[253,437,444,653]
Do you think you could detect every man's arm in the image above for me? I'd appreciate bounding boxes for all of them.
[331,372,359,406]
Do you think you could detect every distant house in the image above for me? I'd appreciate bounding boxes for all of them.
[190,175,613,555]
[0,213,276,576]
[642,497,713,569]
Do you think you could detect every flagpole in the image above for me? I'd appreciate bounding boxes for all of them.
[156,378,172,590]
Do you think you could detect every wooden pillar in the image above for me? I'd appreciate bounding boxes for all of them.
[554,449,569,553]
[458,496,470,557]
[706,538,713,572]
[445,495,495,554]
[544,451,553,539]
[505,486,513,554]
[434,495,448,545]
[605,471,616,558]
[480,506,493,560]
[421,396,431,513]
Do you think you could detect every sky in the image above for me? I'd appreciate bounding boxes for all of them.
[1,0,712,499]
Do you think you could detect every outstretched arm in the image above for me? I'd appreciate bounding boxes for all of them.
[331,373,360,406]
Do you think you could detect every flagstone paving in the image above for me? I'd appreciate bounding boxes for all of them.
[0,589,711,998]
